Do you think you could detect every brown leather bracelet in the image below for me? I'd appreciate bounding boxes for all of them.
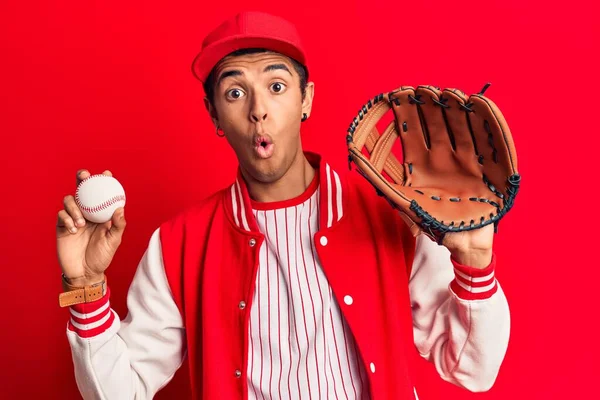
[58,274,107,308]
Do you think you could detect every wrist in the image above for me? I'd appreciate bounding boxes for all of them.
[59,273,107,308]
[63,273,105,288]
[450,248,493,269]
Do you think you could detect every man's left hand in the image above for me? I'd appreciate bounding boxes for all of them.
[441,224,494,269]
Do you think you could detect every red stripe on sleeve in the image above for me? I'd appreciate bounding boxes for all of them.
[68,309,116,338]
[454,272,495,289]
[70,286,110,314]
[450,253,498,300]
[70,303,111,325]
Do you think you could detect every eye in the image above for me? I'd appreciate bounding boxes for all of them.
[226,88,245,100]
[270,82,286,93]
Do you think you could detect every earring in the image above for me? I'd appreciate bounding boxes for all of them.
[301,113,308,122]
[215,124,225,137]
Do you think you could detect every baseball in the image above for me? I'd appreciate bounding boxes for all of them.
[75,174,126,223]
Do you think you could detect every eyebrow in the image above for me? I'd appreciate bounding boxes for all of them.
[216,63,293,86]
[216,70,242,86]
[263,63,292,75]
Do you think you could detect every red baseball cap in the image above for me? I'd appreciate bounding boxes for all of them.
[191,11,308,83]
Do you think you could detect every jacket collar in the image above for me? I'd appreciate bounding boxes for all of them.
[224,151,346,233]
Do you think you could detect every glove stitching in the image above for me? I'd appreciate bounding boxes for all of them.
[416,104,432,150]
[484,120,499,163]
[476,95,518,173]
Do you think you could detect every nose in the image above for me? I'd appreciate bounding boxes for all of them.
[251,113,267,122]
[249,92,268,123]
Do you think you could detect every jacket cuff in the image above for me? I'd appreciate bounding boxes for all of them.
[67,287,115,338]
[449,253,498,300]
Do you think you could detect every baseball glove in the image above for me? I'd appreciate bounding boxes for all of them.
[346,83,521,245]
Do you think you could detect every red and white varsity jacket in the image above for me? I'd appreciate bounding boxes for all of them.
[65,152,510,399]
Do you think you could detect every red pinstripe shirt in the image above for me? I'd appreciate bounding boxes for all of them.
[244,171,369,399]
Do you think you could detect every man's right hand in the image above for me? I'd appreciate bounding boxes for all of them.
[56,169,126,287]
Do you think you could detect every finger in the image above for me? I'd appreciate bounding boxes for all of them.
[63,195,86,227]
[111,207,126,230]
[76,169,90,186]
[102,170,113,177]
[414,85,454,151]
[57,209,78,234]
[389,86,429,167]
[442,88,480,175]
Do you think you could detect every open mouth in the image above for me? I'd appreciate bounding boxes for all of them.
[254,135,274,159]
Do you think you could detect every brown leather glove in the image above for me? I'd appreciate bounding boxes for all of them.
[346,83,521,244]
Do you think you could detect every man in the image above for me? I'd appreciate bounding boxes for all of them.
[56,11,510,400]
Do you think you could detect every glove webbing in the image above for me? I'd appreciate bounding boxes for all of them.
[349,98,405,185]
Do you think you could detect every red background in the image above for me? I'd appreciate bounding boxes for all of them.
[1,0,598,398]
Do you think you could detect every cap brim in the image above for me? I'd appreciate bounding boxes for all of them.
[191,35,307,83]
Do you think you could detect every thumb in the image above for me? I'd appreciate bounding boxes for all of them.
[107,207,126,240]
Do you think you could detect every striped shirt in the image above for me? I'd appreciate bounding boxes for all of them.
[246,178,370,400]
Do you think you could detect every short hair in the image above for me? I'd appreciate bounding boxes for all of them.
[203,48,308,106]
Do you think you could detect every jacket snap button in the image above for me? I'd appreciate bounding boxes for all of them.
[370,362,376,373]
[249,238,256,247]
[319,236,328,246]
[239,301,246,309]
[344,295,353,305]
[234,369,242,378]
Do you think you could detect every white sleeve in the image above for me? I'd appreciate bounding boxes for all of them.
[409,234,510,392]
[66,227,186,400]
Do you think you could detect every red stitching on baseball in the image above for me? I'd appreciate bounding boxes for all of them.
[76,194,126,214]
[75,175,125,214]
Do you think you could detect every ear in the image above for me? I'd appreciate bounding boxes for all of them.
[204,97,219,126]
[301,81,315,119]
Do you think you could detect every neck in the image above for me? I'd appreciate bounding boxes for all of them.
[243,150,315,204]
